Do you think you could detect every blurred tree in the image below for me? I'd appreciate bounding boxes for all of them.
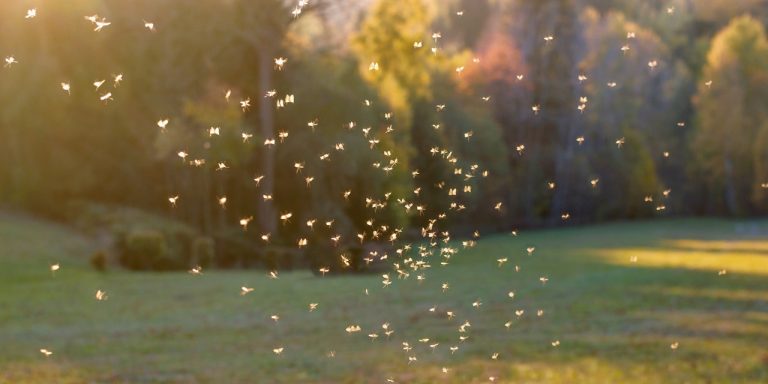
[463,24,533,222]
[752,122,768,208]
[273,55,403,246]
[352,0,436,227]
[505,0,586,223]
[2,0,768,262]
[155,82,252,234]
[431,0,493,48]
[227,0,307,239]
[580,9,691,217]
[693,15,768,214]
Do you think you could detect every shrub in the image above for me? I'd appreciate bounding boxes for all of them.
[343,243,364,272]
[191,236,215,268]
[262,246,303,271]
[306,240,336,273]
[212,228,261,268]
[71,204,198,271]
[90,250,107,272]
[119,230,172,270]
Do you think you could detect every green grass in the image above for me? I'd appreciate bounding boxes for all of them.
[1,213,768,383]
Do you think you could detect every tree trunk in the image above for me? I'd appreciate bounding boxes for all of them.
[216,176,226,233]
[202,166,212,235]
[550,118,578,224]
[257,49,278,237]
[723,156,739,215]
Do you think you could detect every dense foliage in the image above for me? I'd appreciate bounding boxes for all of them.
[1,0,767,269]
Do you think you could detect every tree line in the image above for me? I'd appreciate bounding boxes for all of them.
[1,0,767,268]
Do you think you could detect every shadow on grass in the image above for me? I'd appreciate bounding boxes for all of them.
[540,237,768,382]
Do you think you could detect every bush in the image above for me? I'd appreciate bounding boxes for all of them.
[71,204,198,271]
[119,230,173,270]
[191,236,215,268]
[212,228,261,268]
[90,250,108,272]
[263,245,303,271]
[306,240,337,273]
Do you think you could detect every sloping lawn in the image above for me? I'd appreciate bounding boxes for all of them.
[1,214,767,383]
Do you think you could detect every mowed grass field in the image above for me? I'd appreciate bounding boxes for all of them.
[1,214,768,383]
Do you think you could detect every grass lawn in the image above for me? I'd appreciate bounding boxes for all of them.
[1,214,768,383]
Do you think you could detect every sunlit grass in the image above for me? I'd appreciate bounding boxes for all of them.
[1,216,767,383]
[669,239,768,252]
[596,241,768,275]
